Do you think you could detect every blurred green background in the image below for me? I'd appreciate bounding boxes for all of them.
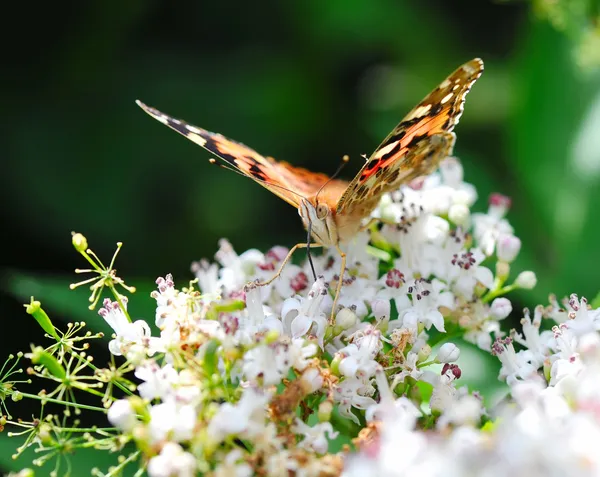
[1,0,599,474]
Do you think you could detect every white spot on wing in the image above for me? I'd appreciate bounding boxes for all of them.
[186,125,204,134]
[187,132,208,147]
[374,141,398,158]
[406,104,432,120]
[441,93,454,104]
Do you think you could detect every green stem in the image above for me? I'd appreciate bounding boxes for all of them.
[482,284,518,303]
[18,392,107,413]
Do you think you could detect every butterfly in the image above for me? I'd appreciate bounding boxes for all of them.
[137,58,483,320]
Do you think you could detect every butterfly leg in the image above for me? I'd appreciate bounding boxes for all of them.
[329,244,347,324]
[256,243,323,287]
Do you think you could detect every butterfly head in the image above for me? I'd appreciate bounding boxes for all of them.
[298,198,338,247]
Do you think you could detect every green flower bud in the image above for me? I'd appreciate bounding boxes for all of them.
[71,232,88,253]
[24,298,59,340]
[29,347,66,380]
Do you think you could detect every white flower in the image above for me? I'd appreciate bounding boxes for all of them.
[338,325,382,378]
[334,375,377,425]
[214,239,265,295]
[212,449,253,477]
[511,306,554,368]
[98,298,152,361]
[107,399,137,432]
[398,278,453,333]
[148,400,196,444]
[471,193,514,256]
[281,278,328,348]
[135,362,179,401]
[207,387,270,444]
[291,419,339,454]
[242,342,291,386]
[447,248,494,299]
[492,337,538,385]
[147,442,196,477]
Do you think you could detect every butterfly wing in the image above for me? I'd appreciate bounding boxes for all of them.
[137,100,332,208]
[335,58,484,215]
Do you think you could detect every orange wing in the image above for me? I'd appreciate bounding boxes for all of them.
[136,100,334,208]
[336,58,484,215]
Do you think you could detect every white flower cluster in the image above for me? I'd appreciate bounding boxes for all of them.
[98,156,597,477]
[343,295,600,477]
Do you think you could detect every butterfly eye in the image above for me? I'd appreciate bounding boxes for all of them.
[316,203,329,219]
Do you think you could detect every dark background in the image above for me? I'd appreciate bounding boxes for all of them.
[1,0,599,474]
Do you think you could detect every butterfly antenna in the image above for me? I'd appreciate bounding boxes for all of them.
[315,154,350,203]
[208,158,307,201]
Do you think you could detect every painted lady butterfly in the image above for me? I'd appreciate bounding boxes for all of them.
[137,58,483,319]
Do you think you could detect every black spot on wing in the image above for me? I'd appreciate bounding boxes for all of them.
[366,159,380,170]
[381,142,402,162]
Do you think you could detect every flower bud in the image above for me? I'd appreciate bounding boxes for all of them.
[29,347,66,379]
[490,297,512,319]
[418,344,432,362]
[496,234,521,262]
[436,343,460,363]
[371,299,391,321]
[71,232,88,252]
[335,307,357,330]
[318,400,333,422]
[301,368,324,393]
[448,204,470,226]
[24,297,59,340]
[515,271,537,289]
[495,261,510,282]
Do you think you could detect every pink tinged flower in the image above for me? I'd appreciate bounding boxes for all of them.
[215,239,265,294]
[147,442,197,477]
[390,349,423,386]
[191,259,220,296]
[471,193,514,256]
[242,343,291,386]
[241,285,282,336]
[281,278,328,348]
[436,343,460,363]
[99,298,152,360]
[511,306,554,368]
[496,234,521,262]
[338,326,382,378]
[291,419,339,454]
[135,362,179,401]
[563,294,600,336]
[449,248,494,298]
[107,399,137,432]
[334,376,377,425]
[490,297,512,319]
[148,400,196,444]
[492,337,538,385]
[400,278,450,333]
